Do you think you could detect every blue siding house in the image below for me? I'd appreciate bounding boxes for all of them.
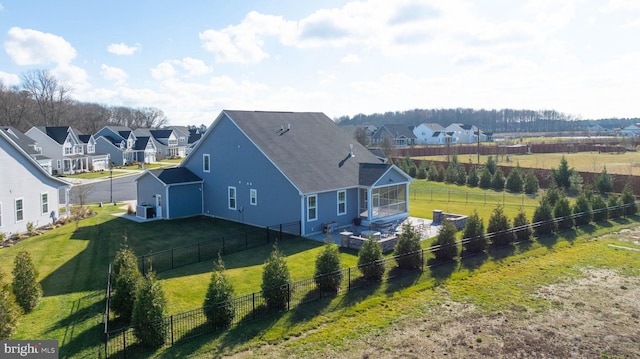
[138,110,412,236]
[0,129,70,236]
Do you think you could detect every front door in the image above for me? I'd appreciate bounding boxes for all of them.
[155,194,163,218]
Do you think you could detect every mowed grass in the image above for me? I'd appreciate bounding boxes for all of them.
[0,181,634,358]
[415,152,640,176]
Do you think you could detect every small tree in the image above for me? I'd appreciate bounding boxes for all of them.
[524,171,539,194]
[357,237,385,282]
[467,166,479,187]
[261,245,291,310]
[551,155,574,190]
[485,156,497,175]
[203,255,235,329]
[491,168,506,190]
[513,209,531,242]
[393,222,422,269]
[544,183,561,208]
[532,199,555,236]
[111,243,142,321]
[132,271,167,348]
[462,210,486,253]
[455,165,467,185]
[594,167,613,195]
[487,205,513,246]
[314,239,342,293]
[621,184,637,216]
[573,193,593,226]
[591,194,608,222]
[0,269,21,339]
[444,162,457,184]
[608,194,624,219]
[432,219,458,261]
[479,166,492,189]
[505,165,523,193]
[12,251,42,312]
[416,163,427,179]
[553,196,574,230]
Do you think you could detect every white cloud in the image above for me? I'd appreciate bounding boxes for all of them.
[341,54,362,63]
[177,57,211,77]
[100,64,128,85]
[151,58,210,80]
[5,27,77,65]
[199,11,294,63]
[0,71,20,86]
[151,62,176,80]
[107,42,141,56]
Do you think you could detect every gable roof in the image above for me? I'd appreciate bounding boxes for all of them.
[421,123,445,131]
[375,124,417,139]
[0,129,70,188]
[201,110,395,194]
[141,167,202,185]
[1,126,44,157]
[39,126,70,144]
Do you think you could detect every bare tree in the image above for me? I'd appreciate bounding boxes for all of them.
[66,102,112,134]
[0,82,34,131]
[21,70,72,126]
[354,126,369,147]
[130,107,168,129]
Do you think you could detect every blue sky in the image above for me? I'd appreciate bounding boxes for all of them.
[1,0,639,126]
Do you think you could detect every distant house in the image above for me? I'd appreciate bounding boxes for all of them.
[445,123,479,144]
[413,123,446,144]
[133,128,185,159]
[620,124,640,136]
[0,129,70,236]
[25,126,108,175]
[1,126,53,174]
[95,126,157,166]
[371,124,417,147]
[137,110,412,235]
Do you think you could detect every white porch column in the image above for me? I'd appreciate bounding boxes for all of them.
[65,187,70,217]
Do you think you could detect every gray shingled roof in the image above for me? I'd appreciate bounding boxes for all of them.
[149,167,202,185]
[1,126,42,156]
[224,110,385,194]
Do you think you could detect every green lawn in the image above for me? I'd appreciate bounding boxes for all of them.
[0,182,636,358]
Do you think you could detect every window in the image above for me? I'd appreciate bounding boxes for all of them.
[228,186,236,210]
[203,154,210,173]
[41,193,48,215]
[307,195,317,221]
[250,189,257,206]
[337,190,346,215]
[15,198,24,222]
[57,160,61,169]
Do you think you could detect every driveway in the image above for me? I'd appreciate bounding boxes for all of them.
[62,173,138,205]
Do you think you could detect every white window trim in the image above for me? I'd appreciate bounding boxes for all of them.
[41,192,49,215]
[228,186,237,210]
[307,194,318,222]
[15,198,24,223]
[203,154,210,173]
[337,190,347,216]
[250,189,257,206]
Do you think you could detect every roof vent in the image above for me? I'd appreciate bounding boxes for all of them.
[349,144,354,157]
[288,123,291,130]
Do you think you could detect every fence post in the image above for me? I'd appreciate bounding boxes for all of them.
[171,315,174,345]
[348,267,351,291]
[421,249,425,271]
[252,293,255,320]
[141,256,145,276]
[287,283,291,311]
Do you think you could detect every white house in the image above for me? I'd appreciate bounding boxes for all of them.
[413,123,446,144]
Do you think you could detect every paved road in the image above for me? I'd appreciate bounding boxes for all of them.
[62,174,137,205]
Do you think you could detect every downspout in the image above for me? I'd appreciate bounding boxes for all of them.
[300,195,305,236]
[165,185,170,219]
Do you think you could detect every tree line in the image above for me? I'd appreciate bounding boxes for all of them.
[0,70,169,134]
[336,108,640,133]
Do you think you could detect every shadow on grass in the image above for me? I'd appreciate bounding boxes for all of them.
[488,244,515,261]
[515,238,533,253]
[534,233,558,249]
[384,268,423,295]
[459,250,488,272]
[427,258,457,286]
[331,279,382,310]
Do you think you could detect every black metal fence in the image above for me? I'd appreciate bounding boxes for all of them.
[137,221,301,275]
[104,203,636,358]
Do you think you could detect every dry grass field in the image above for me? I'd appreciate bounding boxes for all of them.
[416,152,640,176]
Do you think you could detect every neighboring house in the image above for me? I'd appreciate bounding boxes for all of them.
[168,126,190,148]
[619,124,640,136]
[0,129,70,236]
[371,124,417,147]
[1,126,53,174]
[26,126,93,175]
[77,134,110,171]
[413,123,446,144]
[137,110,412,236]
[186,128,203,155]
[445,123,478,144]
[95,126,157,166]
[134,128,185,159]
